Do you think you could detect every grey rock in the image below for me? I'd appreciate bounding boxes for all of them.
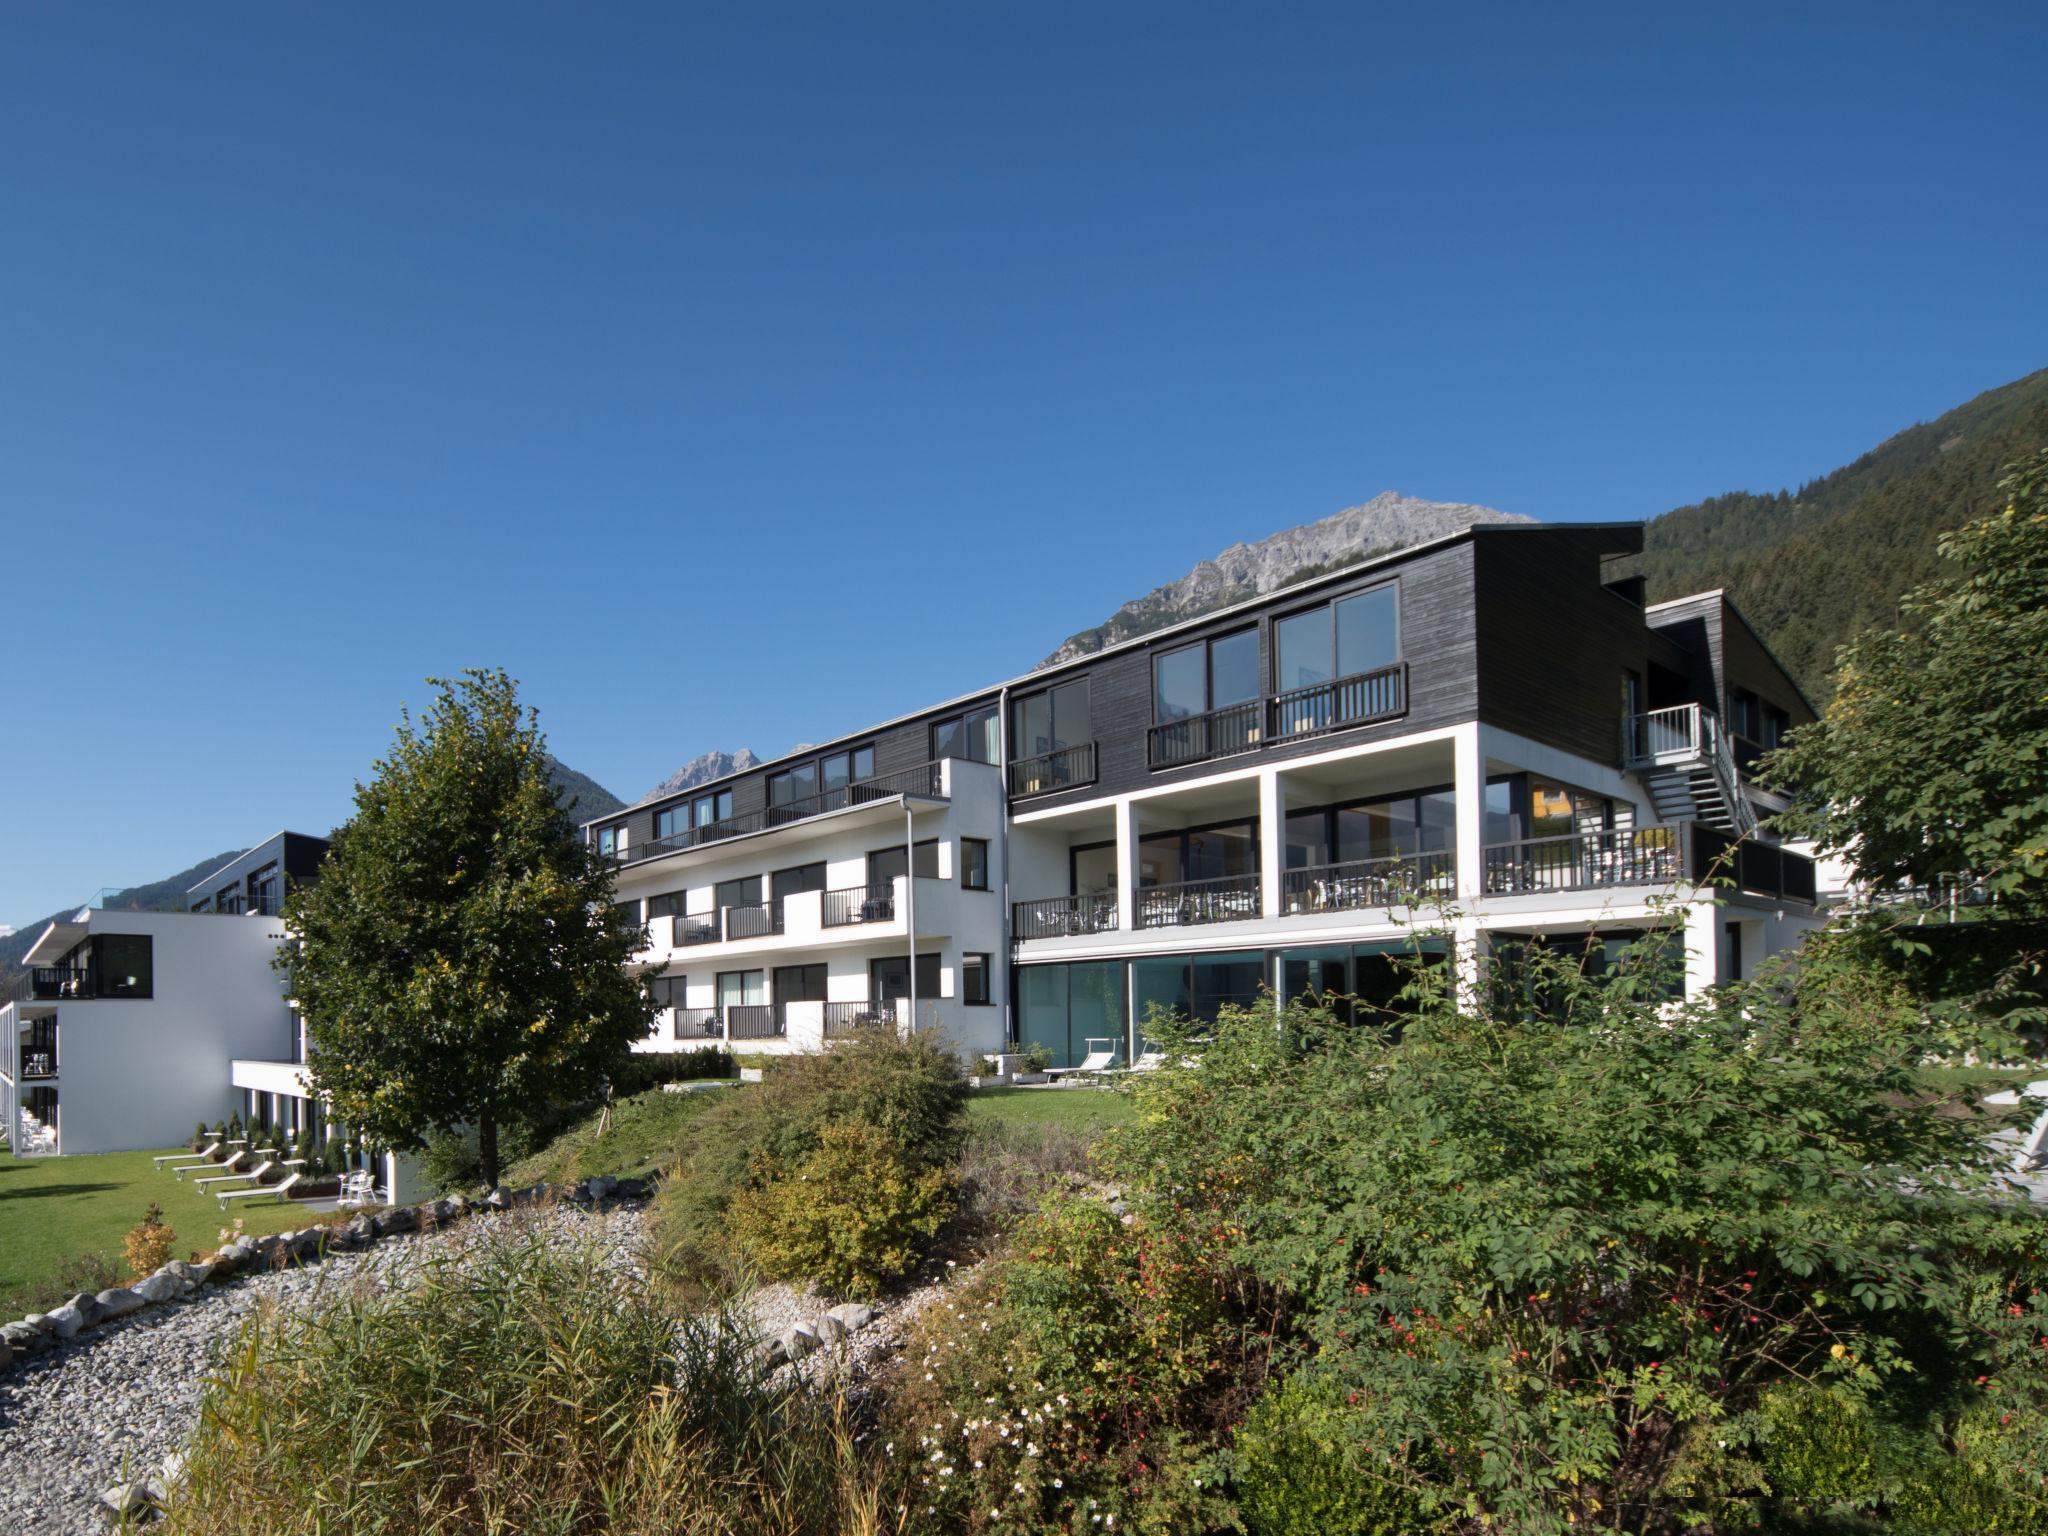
[430,1198,460,1224]
[760,1335,788,1368]
[587,1174,617,1200]
[133,1272,183,1304]
[614,1177,650,1201]
[443,1191,470,1216]
[164,1258,214,1286]
[7,1318,48,1344]
[482,1186,509,1210]
[814,1314,848,1345]
[67,1291,107,1327]
[98,1480,158,1516]
[47,1302,87,1339]
[825,1302,876,1332]
[161,1450,187,1486]
[288,1228,326,1259]
[566,1182,594,1204]
[23,1312,54,1334]
[372,1205,419,1237]
[95,1287,147,1320]
[779,1323,820,1360]
[339,1213,377,1247]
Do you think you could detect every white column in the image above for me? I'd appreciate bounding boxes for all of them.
[1258,768,1285,918]
[1683,898,1721,999]
[1451,723,1487,1006]
[1114,798,1141,932]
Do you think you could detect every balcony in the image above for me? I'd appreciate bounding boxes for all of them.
[1009,742,1098,798]
[604,761,948,867]
[822,884,895,928]
[1692,825,1818,903]
[1268,663,1407,744]
[1281,851,1455,915]
[19,1051,57,1080]
[1148,702,1262,770]
[722,903,784,941]
[1013,892,1120,940]
[1483,827,1685,896]
[724,1004,782,1041]
[823,999,895,1037]
[28,966,91,1001]
[673,912,722,947]
[1136,873,1262,929]
[671,1007,721,1040]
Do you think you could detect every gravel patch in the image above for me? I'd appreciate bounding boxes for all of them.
[0,1202,649,1536]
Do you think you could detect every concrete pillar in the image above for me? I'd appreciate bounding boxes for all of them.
[1258,768,1286,918]
[1451,724,1487,1006]
[1113,798,1141,932]
[1683,899,1721,999]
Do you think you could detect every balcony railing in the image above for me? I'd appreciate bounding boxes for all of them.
[673,912,722,947]
[1482,827,1685,895]
[602,762,949,866]
[722,903,784,941]
[822,884,895,928]
[1281,851,1455,915]
[1622,703,1706,766]
[1009,742,1098,798]
[1147,701,1262,769]
[1136,872,1263,929]
[672,1007,721,1040]
[28,966,91,1001]
[1269,663,1407,742]
[19,1052,57,1080]
[1691,825,1818,903]
[824,1000,895,1037]
[1012,892,1119,940]
[724,1004,782,1040]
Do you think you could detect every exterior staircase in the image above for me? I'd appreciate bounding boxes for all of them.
[1623,704,1757,836]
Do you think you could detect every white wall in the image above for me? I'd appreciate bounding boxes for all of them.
[57,911,296,1155]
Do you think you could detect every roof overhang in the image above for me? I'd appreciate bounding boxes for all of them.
[23,917,88,966]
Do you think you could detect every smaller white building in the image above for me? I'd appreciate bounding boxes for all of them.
[2,905,296,1157]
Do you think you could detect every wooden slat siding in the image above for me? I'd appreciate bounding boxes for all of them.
[1473,527,1695,765]
[1714,597,1819,729]
[1012,540,1486,811]
[590,694,1004,850]
[1643,593,1725,714]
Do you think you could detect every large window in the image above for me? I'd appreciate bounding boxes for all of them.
[931,705,998,765]
[770,862,827,917]
[773,963,827,1012]
[962,953,992,1006]
[1018,961,1126,1069]
[1132,951,1265,1055]
[717,970,765,1008]
[771,744,876,814]
[1274,584,1398,693]
[1152,629,1258,723]
[961,837,990,891]
[1278,940,1448,1026]
[869,840,939,884]
[693,789,734,828]
[1011,679,1091,761]
[768,761,817,809]
[1071,842,1117,895]
[94,934,153,999]
[715,874,762,912]
[646,890,688,921]
[651,974,687,1009]
[871,951,942,1003]
[1137,820,1258,888]
[655,806,685,840]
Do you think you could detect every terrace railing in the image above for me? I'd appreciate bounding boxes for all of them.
[1012,892,1120,940]
[1008,742,1098,798]
[1482,827,1684,895]
[824,1000,896,1037]
[822,883,895,927]
[1147,701,1262,770]
[673,912,722,947]
[721,903,784,941]
[724,1004,781,1040]
[1268,663,1407,742]
[604,762,948,866]
[1135,872,1263,929]
[671,1008,722,1040]
[1281,850,1454,914]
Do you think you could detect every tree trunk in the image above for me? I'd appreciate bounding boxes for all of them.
[479,1108,500,1191]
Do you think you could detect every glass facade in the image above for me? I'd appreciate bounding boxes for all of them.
[1276,584,1398,692]
[94,934,153,998]
[1137,821,1259,887]
[1013,679,1091,760]
[932,706,999,765]
[1018,960,1127,1069]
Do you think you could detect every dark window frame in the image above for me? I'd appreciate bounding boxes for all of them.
[963,952,993,1006]
[1151,625,1260,725]
[1008,677,1092,763]
[868,839,940,885]
[961,837,991,891]
[931,704,1000,765]
[1268,576,1402,694]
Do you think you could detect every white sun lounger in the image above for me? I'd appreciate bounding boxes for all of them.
[217,1172,301,1209]
[1045,1038,1119,1079]
[194,1158,273,1192]
[177,1147,247,1181]
[155,1142,221,1166]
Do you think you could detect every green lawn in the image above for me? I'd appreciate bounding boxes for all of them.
[965,1084,1137,1138]
[501,1085,724,1188]
[0,1147,318,1314]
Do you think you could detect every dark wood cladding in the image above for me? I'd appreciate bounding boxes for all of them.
[591,695,1000,850]
[1646,592,1815,733]
[1472,527,1691,766]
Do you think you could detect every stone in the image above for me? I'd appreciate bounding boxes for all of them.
[339,1213,377,1247]
[482,1186,509,1211]
[288,1228,326,1259]
[133,1272,182,1305]
[566,1182,594,1204]
[587,1174,617,1201]
[372,1205,419,1237]
[814,1314,848,1345]
[98,1480,158,1516]
[614,1177,650,1201]
[161,1450,187,1486]
[760,1335,788,1368]
[21,1313,57,1336]
[95,1287,147,1320]
[67,1291,107,1327]
[826,1302,876,1332]
[3,1320,43,1349]
[443,1191,470,1216]
[164,1258,214,1286]
[47,1302,87,1339]
[779,1323,820,1361]
[432,1196,462,1223]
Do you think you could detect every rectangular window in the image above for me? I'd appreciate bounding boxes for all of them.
[715,874,762,911]
[1152,628,1258,724]
[614,898,643,931]
[655,806,688,840]
[1730,689,1763,741]
[962,837,990,890]
[1018,960,1127,1069]
[868,841,939,885]
[932,706,999,764]
[94,934,153,999]
[871,951,942,1002]
[770,862,827,917]
[963,952,992,1005]
[768,762,817,809]
[1276,583,1399,693]
[692,790,733,828]
[1763,704,1792,751]
[1137,820,1258,887]
[646,890,688,921]
[717,969,766,1007]
[596,827,617,858]
[1071,842,1117,894]
[1011,679,1090,760]
[773,963,827,1006]
[651,974,687,1008]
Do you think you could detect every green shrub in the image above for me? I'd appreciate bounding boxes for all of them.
[1761,1382,1882,1508]
[607,1044,736,1095]
[1021,1042,1052,1072]
[1234,1373,1421,1536]
[158,1222,894,1535]
[653,1027,967,1293]
[727,1122,954,1298]
[194,1121,208,1147]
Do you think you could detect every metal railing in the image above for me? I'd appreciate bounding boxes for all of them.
[722,903,783,941]
[1691,825,1818,903]
[1281,850,1455,914]
[1622,703,1758,835]
[1268,663,1407,742]
[824,1000,895,1036]
[673,912,722,947]
[1012,892,1120,940]
[1147,700,1262,769]
[724,1004,782,1040]
[19,1052,56,1079]
[671,1008,721,1040]
[822,884,895,927]
[601,762,949,866]
[1135,872,1263,928]
[1008,741,1098,798]
[1482,828,1685,895]
[28,966,91,1001]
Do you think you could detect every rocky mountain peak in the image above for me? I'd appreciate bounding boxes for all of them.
[646,748,761,801]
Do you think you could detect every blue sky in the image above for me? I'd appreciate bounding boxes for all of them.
[2,3,2044,923]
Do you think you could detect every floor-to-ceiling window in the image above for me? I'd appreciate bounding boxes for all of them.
[1131,950,1265,1056]
[1017,960,1128,1069]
